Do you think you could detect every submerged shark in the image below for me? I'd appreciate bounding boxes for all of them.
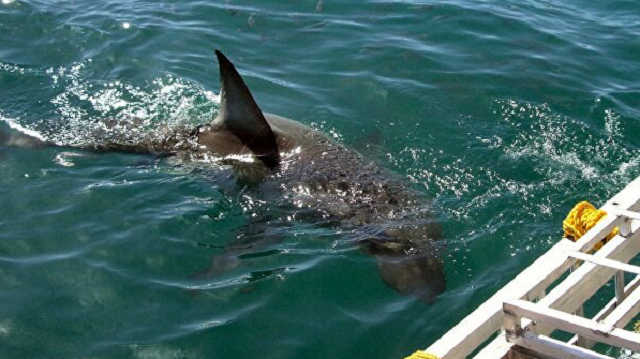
[1,50,445,302]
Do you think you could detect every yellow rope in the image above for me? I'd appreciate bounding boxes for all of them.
[562,201,619,250]
[404,351,440,359]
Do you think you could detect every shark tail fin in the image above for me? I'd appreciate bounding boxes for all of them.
[213,50,280,169]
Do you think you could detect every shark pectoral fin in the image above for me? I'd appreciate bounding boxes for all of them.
[190,221,287,282]
[375,253,446,303]
[213,50,280,169]
[363,238,446,303]
[190,251,241,281]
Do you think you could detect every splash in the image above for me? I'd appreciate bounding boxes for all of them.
[494,99,638,184]
[396,99,640,277]
[1,59,220,149]
[0,114,46,141]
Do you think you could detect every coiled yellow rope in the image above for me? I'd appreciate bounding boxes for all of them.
[404,351,440,359]
[562,201,618,250]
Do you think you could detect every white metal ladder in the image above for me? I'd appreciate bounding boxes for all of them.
[422,175,640,359]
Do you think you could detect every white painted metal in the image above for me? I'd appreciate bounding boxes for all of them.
[574,304,587,348]
[620,218,633,237]
[615,270,626,304]
[476,230,640,358]
[425,239,576,359]
[570,260,587,348]
[568,251,640,276]
[610,208,640,221]
[516,332,614,359]
[421,176,640,359]
[603,284,640,329]
[568,275,640,348]
[535,231,640,328]
[504,300,640,352]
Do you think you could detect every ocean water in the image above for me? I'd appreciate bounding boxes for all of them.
[1,0,640,358]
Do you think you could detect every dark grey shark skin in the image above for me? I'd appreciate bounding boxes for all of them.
[193,51,445,302]
[1,51,446,302]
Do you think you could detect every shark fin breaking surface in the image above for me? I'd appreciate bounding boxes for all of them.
[213,50,280,169]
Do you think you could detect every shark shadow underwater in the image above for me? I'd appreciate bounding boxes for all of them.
[1,50,446,302]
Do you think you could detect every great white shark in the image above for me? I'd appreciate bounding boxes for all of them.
[0,50,446,302]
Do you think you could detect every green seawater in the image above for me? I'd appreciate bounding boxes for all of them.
[1,0,640,358]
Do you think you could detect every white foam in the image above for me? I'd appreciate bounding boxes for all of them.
[2,59,219,149]
[0,115,46,141]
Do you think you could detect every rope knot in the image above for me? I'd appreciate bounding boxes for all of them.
[562,201,618,250]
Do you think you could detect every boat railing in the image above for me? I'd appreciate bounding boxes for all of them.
[418,175,640,359]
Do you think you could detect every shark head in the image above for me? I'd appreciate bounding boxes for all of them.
[199,50,280,169]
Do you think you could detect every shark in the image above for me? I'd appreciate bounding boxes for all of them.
[0,50,446,302]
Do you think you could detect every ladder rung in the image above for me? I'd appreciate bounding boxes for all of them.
[568,251,640,275]
[519,331,614,359]
[610,208,640,221]
[504,299,640,352]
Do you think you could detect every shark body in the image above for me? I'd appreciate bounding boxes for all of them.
[1,50,446,302]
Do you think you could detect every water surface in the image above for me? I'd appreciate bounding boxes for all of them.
[1,0,640,358]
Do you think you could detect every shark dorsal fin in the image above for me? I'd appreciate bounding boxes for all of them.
[213,50,279,169]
